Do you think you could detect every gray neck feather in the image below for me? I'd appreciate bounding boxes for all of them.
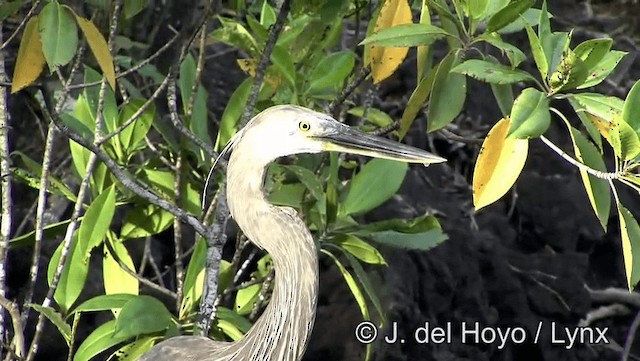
[224,148,319,361]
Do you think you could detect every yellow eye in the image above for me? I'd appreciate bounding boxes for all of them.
[298,121,311,132]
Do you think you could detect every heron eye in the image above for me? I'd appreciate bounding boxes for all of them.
[298,121,311,132]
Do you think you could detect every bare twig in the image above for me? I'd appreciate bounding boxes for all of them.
[622,310,640,361]
[328,67,371,117]
[97,74,171,145]
[1,0,41,50]
[580,304,631,327]
[0,294,25,360]
[588,286,640,308]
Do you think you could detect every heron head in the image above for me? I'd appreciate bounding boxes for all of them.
[228,105,446,165]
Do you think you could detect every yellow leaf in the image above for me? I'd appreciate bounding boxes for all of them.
[473,117,529,210]
[74,15,116,89]
[11,16,45,94]
[366,0,412,84]
[586,113,616,143]
[237,58,257,77]
[236,58,281,88]
[618,206,636,290]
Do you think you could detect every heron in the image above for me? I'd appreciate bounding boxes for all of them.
[138,105,446,361]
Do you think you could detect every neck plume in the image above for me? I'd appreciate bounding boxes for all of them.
[225,149,319,361]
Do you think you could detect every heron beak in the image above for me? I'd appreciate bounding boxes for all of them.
[317,123,447,165]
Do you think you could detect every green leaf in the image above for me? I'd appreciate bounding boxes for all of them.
[180,238,207,318]
[217,307,252,333]
[217,319,245,341]
[574,38,613,71]
[29,304,72,344]
[566,126,611,230]
[308,51,355,93]
[48,234,89,313]
[617,205,640,290]
[486,0,535,32]
[124,0,147,18]
[623,79,640,133]
[10,218,74,248]
[545,32,570,80]
[0,0,26,22]
[210,18,260,57]
[39,2,78,69]
[260,0,276,27]
[108,337,156,361]
[234,283,261,315]
[280,165,325,201]
[524,22,548,80]
[117,99,155,157]
[360,23,449,47]
[569,93,624,122]
[114,296,173,338]
[72,294,137,314]
[330,245,386,323]
[469,0,490,19]
[508,88,550,138]
[479,33,526,68]
[73,320,131,361]
[103,237,139,296]
[179,54,197,115]
[427,51,466,132]
[271,44,296,87]
[78,186,116,257]
[577,50,627,89]
[141,169,200,214]
[120,205,174,239]
[340,159,408,216]
[367,230,447,250]
[548,48,590,92]
[335,235,387,265]
[499,8,543,34]
[399,65,437,139]
[347,107,393,128]
[451,59,535,84]
[321,249,369,319]
[215,78,252,151]
[614,117,640,160]
[268,183,306,209]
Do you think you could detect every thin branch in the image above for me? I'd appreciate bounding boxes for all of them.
[66,32,181,91]
[185,28,207,119]
[173,153,185,309]
[622,310,640,361]
[1,0,41,50]
[195,191,229,335]
[328,66,371,117]
[239,0,291,128]
[167,76,216,158]
[97,73,171,145]
[540,135,621,180]
[45,103,208,236]
[0,25,12,348]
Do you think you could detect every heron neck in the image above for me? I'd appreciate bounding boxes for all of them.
[226,152,319,361]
